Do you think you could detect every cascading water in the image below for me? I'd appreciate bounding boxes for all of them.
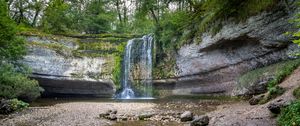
[118,35,154,99]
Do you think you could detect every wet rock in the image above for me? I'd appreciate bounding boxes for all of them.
[190,115,209,126]
[138,113,155,120]
[249,94,265,105]
[180,111,193,122]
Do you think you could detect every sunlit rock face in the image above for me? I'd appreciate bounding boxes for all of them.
[161,2,300,96]
[21,35,116,97]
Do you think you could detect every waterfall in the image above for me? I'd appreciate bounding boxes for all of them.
[118,35,153,99]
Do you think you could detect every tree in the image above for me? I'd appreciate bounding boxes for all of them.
[0,0,40,102]
[10,0,30,24]
[0,0,26,61]
[41,0,70,33]
[29,0,45,26]
[82,0,115,33]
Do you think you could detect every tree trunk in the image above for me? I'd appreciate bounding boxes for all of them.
[116,0,122,24]
[31,9,40,26]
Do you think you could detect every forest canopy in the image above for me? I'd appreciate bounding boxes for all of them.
[4,0,286,57]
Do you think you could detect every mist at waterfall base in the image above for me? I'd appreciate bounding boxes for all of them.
[116,35,154,99]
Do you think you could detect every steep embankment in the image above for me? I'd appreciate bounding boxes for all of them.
[154,2,300,96]
[207,66,300,126]
[20,33,135,97]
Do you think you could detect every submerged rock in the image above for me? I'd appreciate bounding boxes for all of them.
[180,111,193,122]
[190,115,209,126]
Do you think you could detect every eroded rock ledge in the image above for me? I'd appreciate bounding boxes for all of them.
[21,35,120,97]
[155,2,300,96]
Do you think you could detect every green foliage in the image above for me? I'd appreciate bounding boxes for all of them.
[0,0,41,103]
[128,11,155,34]
[112,56,122,89]
[159,11,191,51]
[153,58,176,79]
[0,64,41,102]
[112,42,127,89]
[152,0,279,66]
[292,2,300,56]
[269,86,285,96]
[41,0,71,33]
[278,100,300,126]
[293,87,300,99]
[83,0,115,34]
[238,59,300,104]
[238,59,300,90]
[196,0,278,33]
[267,59,300,91]
[41,0,115,34]
[258,86,285,104]
[28,41,71,56]
[8,99,29,111]
[0,99,29,114]
[0,0,26,61]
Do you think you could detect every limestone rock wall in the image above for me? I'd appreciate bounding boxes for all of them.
[156,2,300,96]
[21,35,117,97]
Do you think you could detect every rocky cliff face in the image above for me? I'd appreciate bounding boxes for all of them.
[156,2,300,96]
[20,34,128,97]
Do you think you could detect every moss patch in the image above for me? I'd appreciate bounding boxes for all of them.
[27,41,72,57]
[238,59,300,90]
[293,86,300,99]
[153,56,176,79]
